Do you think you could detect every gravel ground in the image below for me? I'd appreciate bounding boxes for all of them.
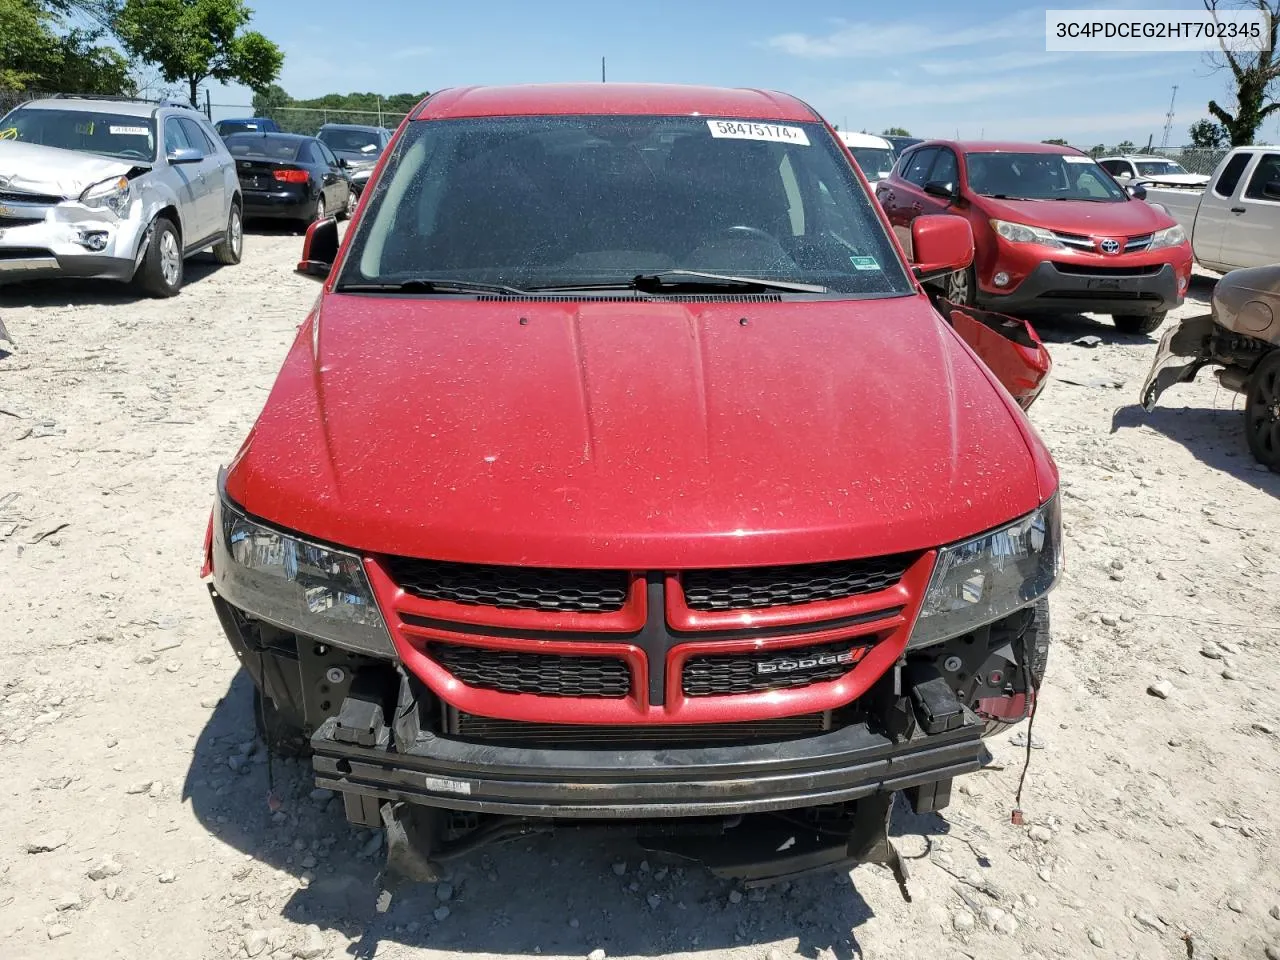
[1,232,1279,960]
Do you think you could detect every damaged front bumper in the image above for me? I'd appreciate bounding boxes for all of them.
[1140,313,1218,409]
[0,196,147,283]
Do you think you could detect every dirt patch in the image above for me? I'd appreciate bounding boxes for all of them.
[1,247,1278,960]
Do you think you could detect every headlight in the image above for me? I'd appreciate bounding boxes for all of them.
[80,176,131,218]
[990,219,1064,249]
[909,495,1062,649]
[1148,224,1186,250]
[213,494,395,657]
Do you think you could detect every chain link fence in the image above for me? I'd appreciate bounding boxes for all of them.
[210,104,407,135]
[1068,145,1230,176]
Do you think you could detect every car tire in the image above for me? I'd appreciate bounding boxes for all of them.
[1245,349,1280,473]
[338,187,356,221]
[299,194,327,233]
[253,687,310,758]
[981,597,1050,737]
[943,265,976,306]
[133,217,183,298]
[1112,311,1165,336]
[211,203,243,266]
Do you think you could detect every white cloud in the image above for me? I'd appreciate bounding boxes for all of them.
[765,9,1043,59]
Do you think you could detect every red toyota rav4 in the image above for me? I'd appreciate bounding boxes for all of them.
[204,84,1062,886]
[877,140,1193,335]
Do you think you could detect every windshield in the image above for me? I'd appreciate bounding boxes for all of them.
[224,134,302,161]
[965,151,1125,202]
[340,115,911,296]
[1135,159,1189,177]
[849,147,895,180]
[320,128,383,156]
[0,108,156,162]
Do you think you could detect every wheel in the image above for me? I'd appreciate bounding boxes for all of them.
[211,203,243,265]
[253,687,310,757]
[982,598,1050,737]
[1112,311,1165,335]
[133,217,183,298]
[943,265,975,306]
[338,187,356,221]
[1245,350,1280,472]
[299,194,327,233]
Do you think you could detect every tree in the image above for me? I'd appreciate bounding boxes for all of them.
[251,80,287,116]
[1188,117,1229,148]
[0,0,131,94]
[115,0,283,106]
[882,126,910,137]
[1041,138,1069,146]
[1203,0,1280,145]
[1115,140,1136,154]
[1088,144,1107,157]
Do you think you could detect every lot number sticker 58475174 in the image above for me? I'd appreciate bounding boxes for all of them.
[706,120,810,146]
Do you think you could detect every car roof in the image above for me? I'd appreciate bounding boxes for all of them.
[319,123,384,132]
[921,140,1089,156]
[219,117,274,124]
[839,131,892,149]
[223,131,313,142]
[414,83,818,122]
[1101,154,1178,161]
[19,97,168,118]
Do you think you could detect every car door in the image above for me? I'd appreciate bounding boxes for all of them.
[1214,151,1280,270]
[179,117,226,238]
[916,147,959,216]
[885,147,937,255]
[314,140,347,209]
[162,116,210,241]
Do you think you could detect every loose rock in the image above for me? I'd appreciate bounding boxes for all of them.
[1228,898,1244,913]
[952,910,976,933]
[157,870,176,884]
[1147,681,1172,699]
[728,889,743,904]
[292,926,328,959]
[994,914,1019,935]
[87,857,122,880]
[1028,826,1052,843]
[611,862,627,876]
[588,950,607,960]
[25,831,70,853]
[243,929,269,957]
[435,881,454,902]
[1088,928,1105,948]
[1269,904,1280,920]
[47,924,72,940]
[433,905,450,922]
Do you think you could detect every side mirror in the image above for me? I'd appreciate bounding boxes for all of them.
[910,214,974,282]
[297,217,339,281]
[1264,180,1280,200]
[337,157,349,168]
[923,179,957,200]
[1126,182,1148,200]
[168,146,205,165]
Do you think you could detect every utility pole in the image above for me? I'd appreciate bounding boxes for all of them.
[1160,84,1178,150]
[377,95,383,128]
[204,88,211,120]
[601,57,606,82]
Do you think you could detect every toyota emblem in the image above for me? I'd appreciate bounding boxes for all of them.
[1100,238,1121,254]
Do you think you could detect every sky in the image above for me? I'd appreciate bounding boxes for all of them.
[205,0,1272,147]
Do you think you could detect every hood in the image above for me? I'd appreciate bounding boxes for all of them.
[979,195,1176,235]
[331,148,379,167]
[224,294,1044,568]
[0,140,141,199]
[1133,173,1209,187]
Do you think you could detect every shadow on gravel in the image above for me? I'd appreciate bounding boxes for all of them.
[185,672,956,959]
[1112,402,1280,495]
[0,257,222,307]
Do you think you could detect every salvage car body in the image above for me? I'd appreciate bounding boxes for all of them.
[0,97,242,293]
[1142,264,1280,471]
[204,83,1060,885]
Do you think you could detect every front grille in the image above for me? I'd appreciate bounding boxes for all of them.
[0,216,43,228]
[0,247,54,260]
[452,711,827,745]
[1052,263,1163,277]
[430,643,631,698]
[386,557,630,613]
[1125,233,1154,252]
[683,640,869,696]
[0,190,61,205]
[1051,230,1094,251]
[681,555,911,611]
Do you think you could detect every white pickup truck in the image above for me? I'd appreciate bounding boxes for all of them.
[1139,146,1280,273]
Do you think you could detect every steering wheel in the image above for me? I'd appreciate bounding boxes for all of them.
[712,224,779,244]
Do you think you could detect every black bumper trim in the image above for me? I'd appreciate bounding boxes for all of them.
[978,260,1180,315]
[311,711,989,819]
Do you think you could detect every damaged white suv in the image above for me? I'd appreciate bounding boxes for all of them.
[0,95,242,297]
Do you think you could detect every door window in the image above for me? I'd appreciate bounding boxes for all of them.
[164,117,192,156]
[1214,152,1252,197]
[317,141,340,167]
[177,118,214,154]
[1243,153,1280,201]
[929,149,958,189]
[903,148,938,186]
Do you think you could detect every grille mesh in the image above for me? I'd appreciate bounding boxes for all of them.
[386,558,630,613]
[430,643,631,698]
[0,190,60,205]
[453,712,826,745]
[681,556,911,611]
[683,640,869,697]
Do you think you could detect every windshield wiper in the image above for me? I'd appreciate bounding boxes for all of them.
[530,270,828,294]
[337,278,530,296]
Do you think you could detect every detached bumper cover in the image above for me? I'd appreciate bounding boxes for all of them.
[311,709,990,819]
[979,261,1181,315]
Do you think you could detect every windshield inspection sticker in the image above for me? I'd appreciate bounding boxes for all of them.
[109,125,150,136]
[850,256,881,271]
[707,120,810,146]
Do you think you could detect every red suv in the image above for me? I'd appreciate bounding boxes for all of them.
[204,84,1061,887]
[878,140,1193,335]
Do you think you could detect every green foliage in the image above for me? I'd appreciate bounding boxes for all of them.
[115,0,283,105]
[1114,140,1136,154]
[1204,1,1280,146]
[881,126,910,137]
[1188,118,1228,149]
[1040,138,1068,146]
[0,0,131,95]
[249,86,430,135]
[1088,144,1107,157]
